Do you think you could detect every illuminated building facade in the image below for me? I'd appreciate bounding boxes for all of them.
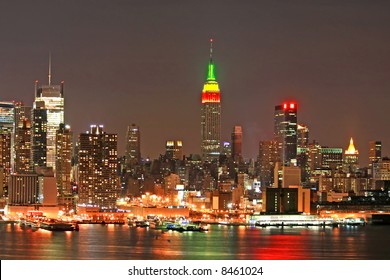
[297,124,309,148]
[369,141,382,167]
[321,147,343,170]
[32,101,47,168]
[262,185,310,214]
[372,157,390,190]
[0,133,12,195]
[258,140,279,188]
[231,126,243,163]
[14,102,31,125]
[0,102,15,192]
[221,142,231,158]
[8,174,39,205]
[201,39,221,162]
[14,102,32,173]
[344,137,359,172]
[274,102,297,165]
[165,140,183,160]
[0,102,15,134]
[33,60,64,171]
[298,143,343,184]
[56,124,73,202]
[125,124,141,170]
[15,118,32,173]
[78,125,119,209]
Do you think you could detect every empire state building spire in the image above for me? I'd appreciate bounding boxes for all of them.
[201,38,221,162]
[48,53,52,86]
[207,38,216,81]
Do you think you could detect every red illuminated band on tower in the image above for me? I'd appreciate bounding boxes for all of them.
[202,92,221,103]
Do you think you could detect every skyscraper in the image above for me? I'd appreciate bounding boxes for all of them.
[344,137,359,172]
[14,101,32,172]
[125,124,141,171]
[321,147,343,170]
[165,140,183,160]
[0,102,15,134]
[258,140,280,188]
[0,102,15,192]
[78,125,119,209]
[32,58,64,171]
[32,101,47,168]
[14,102,31,129]
[274,102,298,165]
[15,118,32,173]
[297,124,309,148]
[231,126,243,163]
[56,124,73,203]
[201,39,221,162]
[369,141,382,167]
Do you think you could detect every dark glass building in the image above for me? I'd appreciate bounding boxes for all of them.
[274,102,298,165]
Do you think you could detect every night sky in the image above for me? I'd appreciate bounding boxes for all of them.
[1,0,390,165]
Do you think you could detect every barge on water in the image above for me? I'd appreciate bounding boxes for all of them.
[40,221,79,231]
[250,214,338,228]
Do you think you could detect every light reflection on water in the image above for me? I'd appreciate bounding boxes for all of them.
[1,223,390,260]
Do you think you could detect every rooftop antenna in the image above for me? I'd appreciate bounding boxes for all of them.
[209,38,213,62]
[48,52,52,86]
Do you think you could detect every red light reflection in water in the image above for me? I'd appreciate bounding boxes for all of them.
[253,234,309,260]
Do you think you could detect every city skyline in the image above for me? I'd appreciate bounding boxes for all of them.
[1,1,390,165]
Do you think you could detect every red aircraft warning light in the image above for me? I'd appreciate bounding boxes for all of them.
[283,102,297,110]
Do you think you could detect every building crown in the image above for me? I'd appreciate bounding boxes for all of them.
[345,137,359,155]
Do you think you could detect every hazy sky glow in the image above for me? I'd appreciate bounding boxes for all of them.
[1,0,390,165]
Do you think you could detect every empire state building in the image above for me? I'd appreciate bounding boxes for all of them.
[201,39,221,162]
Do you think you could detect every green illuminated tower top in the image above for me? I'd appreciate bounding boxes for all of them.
[207,38,216,81]
[203,38,219,92]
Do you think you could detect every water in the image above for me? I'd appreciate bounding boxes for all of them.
[1,223,390,260]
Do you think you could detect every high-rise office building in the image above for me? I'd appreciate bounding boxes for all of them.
[14,101,32,172]
[0,102,15,134]
[258,140,280,188]
[221,142,231,159]
[14,102,31,124]
[125,124,141,170]
[369,141,382,167]
[0,133,12,187]
[165,140,183,160]
[15,118,32,173]
[201,39,221,162]
[32,59,64,171]
[344,137,359,172]
[297,124,309,148]
[78,125,119,209]
[321,147,343,170]
[231,126,243,163]
[274,102,298,165]
[0,102,15,191]
[32,101,47,168]
[56,124,73,201]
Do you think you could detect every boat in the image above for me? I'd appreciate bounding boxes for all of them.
[253,215,337,228]
[150,219,174,230]
[165,218,209,232]
[134,220,149,227]
[340,217,366,226]
[40,221,79,231]
[0,215,16,224]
